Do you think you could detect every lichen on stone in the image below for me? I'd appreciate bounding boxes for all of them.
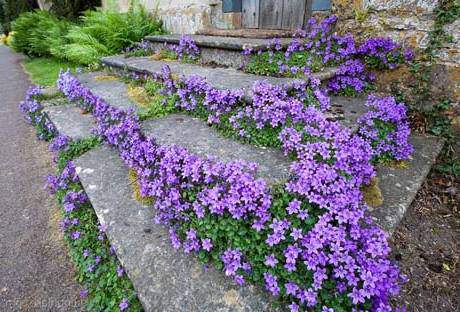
[93,75,119,81]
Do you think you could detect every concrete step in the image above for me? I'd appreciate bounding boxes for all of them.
[101,55,337,102]
[144,34,292,68]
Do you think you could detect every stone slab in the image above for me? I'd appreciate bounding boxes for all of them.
[75,145,274,312]
[101,55,338,101]
[44,103,94,140]
[145,34,292,51]
[77,72,139,112]
[372,135,444,232]
[142,114,291,184]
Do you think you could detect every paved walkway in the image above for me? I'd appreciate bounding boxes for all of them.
[0,46,83,311]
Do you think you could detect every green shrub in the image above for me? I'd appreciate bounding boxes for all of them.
[55,5,163,65]
[11,10,70,56]
[10,3,162,65]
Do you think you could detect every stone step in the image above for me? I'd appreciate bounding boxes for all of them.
[60,72,444,231]
[141,113,443,233]
[196,29,297,39]
[43,100,94,140]
[72,117,442,311]
[77,72,139,111]
[141,114,290,184]
[74,145,273,312]
[144,34,292,68]
[101,56,337,102]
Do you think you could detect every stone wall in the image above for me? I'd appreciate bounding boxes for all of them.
[102,0,236,34]
[331,0,459,104]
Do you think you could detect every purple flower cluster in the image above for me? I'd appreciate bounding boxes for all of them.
[49,135,71,153]
[243,15,413,95]
[157,65,244,124]
[123,39,153,56]
[168,35,200,62]
[229,79,329,139]
[18,86,57,140]
[358,95,413,161]
[56,69,406,311]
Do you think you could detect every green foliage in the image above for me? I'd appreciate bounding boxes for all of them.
[0,0,37,34]
[56,136,101,171]
[246,50,323,77]
[23,57,78,86]
[11,4,163,65]
[137,80,177,120]
[55,5,163,65]
[425,101,453,138]
[438,157,460,177]
[52,138,143,311]
[11,10,70,56]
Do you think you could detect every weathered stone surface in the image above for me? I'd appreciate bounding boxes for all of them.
[145,34,292,51]
[372,135,444,232]
[101,55,338,101]
[142,114,291,184]
[44,104,94,140]
[77,72,139,111]
[75,145,274,312]
[328,96,369,130]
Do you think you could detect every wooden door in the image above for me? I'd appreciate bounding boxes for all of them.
[242,0,307,30]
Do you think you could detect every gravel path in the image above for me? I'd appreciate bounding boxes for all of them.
[0,45,84,311]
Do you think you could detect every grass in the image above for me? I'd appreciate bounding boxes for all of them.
[22,57,79,86]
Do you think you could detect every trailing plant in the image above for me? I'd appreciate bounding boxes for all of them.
[54,68,412,311]
[18,86,57,140]
[242,16,413,95]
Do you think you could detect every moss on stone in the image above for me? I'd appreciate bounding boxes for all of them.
[362,177,383,208]
[127,85,150,107]
[128,169,153,206]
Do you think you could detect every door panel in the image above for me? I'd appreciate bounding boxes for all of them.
[241,0,307,30]
[242,0,260,28]
[282,0,306,29]
[259,0,283,29]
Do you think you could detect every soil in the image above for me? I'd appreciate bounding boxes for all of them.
[390,152,460,311]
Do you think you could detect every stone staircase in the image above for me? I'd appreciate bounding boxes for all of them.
[42,35,444,311]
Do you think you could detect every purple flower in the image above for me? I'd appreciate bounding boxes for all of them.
[80,289,89,298]
[201,238,213,251]
[119,298,129,311]
[117,266,124,277]
[71,231,81,240]
[264,254,278,268]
